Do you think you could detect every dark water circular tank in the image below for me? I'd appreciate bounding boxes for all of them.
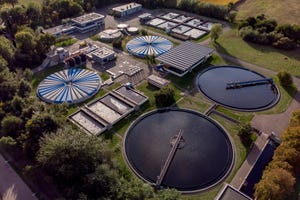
[196,66,279,111]
[124,108,234,192]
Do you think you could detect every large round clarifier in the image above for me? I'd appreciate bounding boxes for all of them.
[196,66,279,111]
[37,68,101,104]
[124,108,234,192]
[126,35,173,58]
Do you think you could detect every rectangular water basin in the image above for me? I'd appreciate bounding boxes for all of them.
[88,101,122,124]
[115,86,148,105]
[100,94,133,115]
[70,110,106,135]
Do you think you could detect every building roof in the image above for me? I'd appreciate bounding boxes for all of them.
[44,24,75,35]
[156,41,214,71]
[71,12,105,25]
[112,2,142,12]
[216,184,253,200]
[138,13,152,19]
[91,47,115,59]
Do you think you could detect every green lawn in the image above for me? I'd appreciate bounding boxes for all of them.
[258,77,297,114]
[237,0,300,25]
[177,96,211,113]
[55,38,78,47]
[214,29,300,76]
[21,0,43,5]
[32,64,65,89]
[216,107,254,124]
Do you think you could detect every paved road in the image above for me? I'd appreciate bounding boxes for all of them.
[251,77,300,138]
[0,154,38,200]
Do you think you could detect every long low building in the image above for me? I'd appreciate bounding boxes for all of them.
[156,41,214,77]
[112,2,142,18]
[45,12,105,36]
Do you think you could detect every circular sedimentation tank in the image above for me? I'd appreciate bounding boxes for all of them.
[37,68,101,104]
[124,108,234,193]
[99,29,122,42]
[126,35,173,58]
[196,66,279,111]
[127,27,139,35]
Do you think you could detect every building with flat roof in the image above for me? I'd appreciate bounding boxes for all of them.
[112,3,142,17]
[91,47,116,65]
[147,74,170,88]
[215,184,253,200]
[44,12,105,36]
[156,41,214,77]
[71,12,105,33]
[44,24,76,37]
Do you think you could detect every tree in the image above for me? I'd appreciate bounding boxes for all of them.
[272,37,297,50]
[18,79,31,98]
[23,112,59,157]
[0,136,16,150]
[82,163,120,199]
[0,0,18,8]
[15,29,36,54]
[36,33,56,56]
[0,36,15,63]
[210,23,223,42]
[37,128,113,192]
[152,189,180,200]
[289,109,300,127]
[277,71,293,87]
[254,168,295,200]
[1,115,23,137]
[154,86,175,107]
[0,68,17,101]
[238,123,254,147]
[10,95,24,116]
[26,2,41,28]
[0,56,8,72]
[0,6,27,35]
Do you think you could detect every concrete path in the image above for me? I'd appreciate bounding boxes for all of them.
[251,77,300,138]
[0,154,38,200]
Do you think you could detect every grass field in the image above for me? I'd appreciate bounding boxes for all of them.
[213,29,300,76]
[237,0,300,25]
[202,0,238,5]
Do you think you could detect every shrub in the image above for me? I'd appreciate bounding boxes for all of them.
[1,115,23,137]
[154,87,175,107]
[276,24,300,41]
[277,71,293,87]
[255,19,277,33]
[0,136,16,150]
[140,29,148,36]
[272,37,297,50]
[112,38,122,50]
[238,123,254,147]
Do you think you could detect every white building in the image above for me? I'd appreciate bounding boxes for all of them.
[44,12,105,36]
[71,12,105,33]
[112,3,142,18]
[91,47,116,65]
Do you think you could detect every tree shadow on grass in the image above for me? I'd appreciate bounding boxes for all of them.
[246,41,300,62]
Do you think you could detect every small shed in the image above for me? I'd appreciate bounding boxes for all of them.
[147,74,170,88]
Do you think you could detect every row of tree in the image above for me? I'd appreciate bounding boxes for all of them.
[254,109,300,200]
[238,14,300,50]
